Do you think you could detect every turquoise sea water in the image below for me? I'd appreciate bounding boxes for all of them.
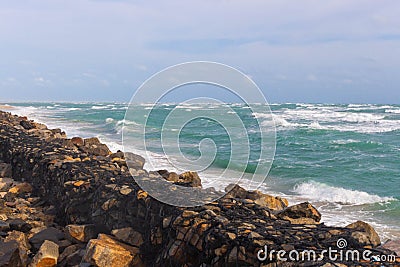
[4,102,400,239]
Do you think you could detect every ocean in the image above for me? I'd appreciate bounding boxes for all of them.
[3,102,400,240]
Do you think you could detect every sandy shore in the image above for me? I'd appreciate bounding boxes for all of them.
[0,104,15,111]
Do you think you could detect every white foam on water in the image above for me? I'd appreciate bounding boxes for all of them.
[293,181,395,205]
[385,109,400,114]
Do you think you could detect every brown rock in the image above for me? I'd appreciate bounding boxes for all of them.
[29,240,59,267]
[346,221,381,247]
[111,227,144,247]
[65,224,98,243]
[71,137,84,147]
[83,234,143,267]
[179,171,202,188]
[0,240,22,267]
[225,184,248,199]
[8,182,33,195]
[277,202,321,224]
[253,194,288,211]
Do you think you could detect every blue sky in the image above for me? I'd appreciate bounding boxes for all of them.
[0,0,399,103]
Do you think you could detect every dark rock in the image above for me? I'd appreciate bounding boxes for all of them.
[20,120,34,130]
[6,218,32,233]
[29,227,65,250]
[0,240,22,267]
[0,163,12,177]
[4,230,30,266]
[111,227,144,247]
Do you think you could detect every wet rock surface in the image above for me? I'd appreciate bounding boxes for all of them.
[0,111,398,266]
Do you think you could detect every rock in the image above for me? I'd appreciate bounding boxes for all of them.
[60,248,85,266]
[58,244,82,264]
[111,227,144,247]
[124,152,145,169]
[346,221,381,247]
[71,137,84,147]
[253,194,288,211]
[84,137,101,146]
[8,182,33,195]
[225,184,248,199]
[65,224,98,243]
[0,240,22,267]
[29,240,59,267]
[20,120,35,130]
[381,239,400,256]
[0,163,12,178]
[0,221,10,232]
[7,218,32,233]
[81,138,111,156]
[29,227,65,250]
[0,178,14,192]
[178,171,202,188]
[277,202,321,224]
[83,234,143,267]
[5,230,30,266]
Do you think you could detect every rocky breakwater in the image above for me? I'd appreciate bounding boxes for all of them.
[0,110,398,267]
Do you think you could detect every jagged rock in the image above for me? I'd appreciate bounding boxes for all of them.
[65,224,98,243]
[83,234,143,267]
[225,184,248,199]
[277,202,321,224]
[346,221,381,247]
[0,163,12,177]
[29,227,65,250]
[124,152,145,169]
[29,240,59,267]
[20,120,35,130]
[71,137,84,147]
[5,230,30,266]
[0,240,22,267]
[111,227,144,247]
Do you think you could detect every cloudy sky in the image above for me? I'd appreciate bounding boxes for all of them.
[1,0,399,103]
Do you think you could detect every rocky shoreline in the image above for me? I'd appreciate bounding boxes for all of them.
[0,110,398,267]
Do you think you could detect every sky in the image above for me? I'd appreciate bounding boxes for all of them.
[0,0,399,103]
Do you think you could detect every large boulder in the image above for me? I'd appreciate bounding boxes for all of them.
[346,221,381,247]
[277,202,321,224]
[83,234,143,267]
